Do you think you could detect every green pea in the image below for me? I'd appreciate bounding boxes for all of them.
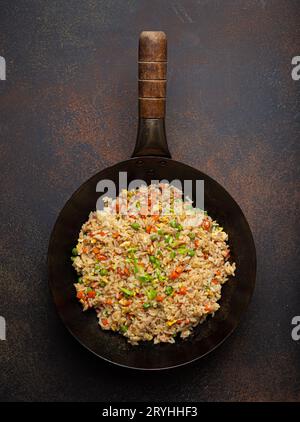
[119,325,128,333]
[143,303,151,309]
[72,247,78,256]
[188,249,195,257]
[131,223,140,230]
[99,268,108,276]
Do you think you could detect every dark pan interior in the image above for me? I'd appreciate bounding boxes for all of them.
[48,157,256,369]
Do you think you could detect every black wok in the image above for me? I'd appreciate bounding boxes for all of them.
[48,32,256,370]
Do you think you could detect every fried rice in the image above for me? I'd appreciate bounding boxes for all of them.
[72,183,236,345]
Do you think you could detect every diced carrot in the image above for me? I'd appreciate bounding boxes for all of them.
[87,290,96,298]
[178,286,187,295]
[194,240,200,248]
[215,270,221,276]
[92,247,100,254]
[204,304,212,312]
[123,267,130,276]
[98,231,106,236]
[105,299,113,305]
[96,254,107,261]
[212,278,219,285]
[115,200,120,213]
[101,318,109,326]
[203,252,208,260]
[112,232,120,238]
[156,295,164,302]
[170,271,180,280]
[201,219,211,231]
[146,225,152,234]
[175,266,184,275]
[83,247,88,253]
[76,291,84,299]
[152,215,160,222]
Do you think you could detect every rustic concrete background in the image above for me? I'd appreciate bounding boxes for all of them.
[0,0,299,402]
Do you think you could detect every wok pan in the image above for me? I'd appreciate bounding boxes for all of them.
[48,32,256,370]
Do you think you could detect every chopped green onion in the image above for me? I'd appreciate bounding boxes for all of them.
[135,201,141,209]
[170,220,177,228]
[150,234,158,241]
[175,232,181,239]
[149,255,156,264]
[134,264,144,274]
[177,224,183,231]
[120,287,134,297]
[119,325,128,333]
[138,274,152,283]
[157,229,164,236]
[178,247,188,255]
[95,264,100,270]
[170,251,176,259]
[72,247,78,256]
[131,223,140,230]
[143,303,151,309]
[188,232,196,240]
[99,281,106,287]
[188,249,195,257]
[127,247,137,254]
[164,234,173,244]
[147,289,157,300]
[156,270,166,281]
[78,277,83,284]
[70,256,76,262]
[165,286,174,296]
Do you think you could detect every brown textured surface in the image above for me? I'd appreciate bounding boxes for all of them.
[0,0,300,402]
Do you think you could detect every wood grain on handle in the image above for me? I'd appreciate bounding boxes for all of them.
[138,31,167,118]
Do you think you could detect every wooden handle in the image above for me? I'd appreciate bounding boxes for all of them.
[138,31,167,118]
